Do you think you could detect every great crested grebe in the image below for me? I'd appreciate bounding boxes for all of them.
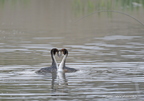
[58,49,78,73]
[36,48,59,74]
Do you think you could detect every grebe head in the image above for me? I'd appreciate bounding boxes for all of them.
[51,48,59,56]
[59,48,68,57]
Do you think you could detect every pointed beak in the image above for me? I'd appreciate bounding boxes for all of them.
[57,50,62,57]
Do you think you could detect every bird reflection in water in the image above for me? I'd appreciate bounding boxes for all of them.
[51,71,68,92]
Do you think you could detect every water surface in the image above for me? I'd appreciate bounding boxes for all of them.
[0,0,144,101]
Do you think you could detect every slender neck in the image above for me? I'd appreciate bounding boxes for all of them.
[51,53,58,68]
[58,55,67,71]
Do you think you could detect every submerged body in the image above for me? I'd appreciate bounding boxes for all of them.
[63,66,78,73]
[36,66,77,74]
[36,66,57,74]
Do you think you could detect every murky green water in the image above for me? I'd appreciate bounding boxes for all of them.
[0,0,144,101]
